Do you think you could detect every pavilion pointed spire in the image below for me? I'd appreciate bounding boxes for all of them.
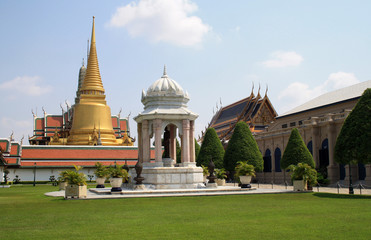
[80,16,105,94]
[162,64,167,77]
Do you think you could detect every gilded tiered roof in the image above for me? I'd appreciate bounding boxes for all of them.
[205,86,277,141]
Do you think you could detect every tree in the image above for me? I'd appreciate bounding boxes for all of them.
[195,139,200,159]
[335,88,371,165]
[224,121,264,173]
[197,128,225,169]
[281,128,315,170]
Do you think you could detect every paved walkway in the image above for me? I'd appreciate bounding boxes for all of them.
[44,183,370,199]
[250,183,371,195]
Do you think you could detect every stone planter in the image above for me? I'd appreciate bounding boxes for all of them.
[65,184,87,199]
[239,175,252,188]
[216,179,226,186]
[59,182,67,190]
[96,177,106,188]
[110,178,123,192]
[293,180,307,191]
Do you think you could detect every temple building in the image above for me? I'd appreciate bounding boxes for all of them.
[254,80,371,185]
[0,17,155,182]
[207,81,371,185]
[205,85,277,142]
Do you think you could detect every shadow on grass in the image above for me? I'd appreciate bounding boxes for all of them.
[313,192,371,199]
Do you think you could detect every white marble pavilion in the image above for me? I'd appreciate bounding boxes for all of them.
[134,66,203,189]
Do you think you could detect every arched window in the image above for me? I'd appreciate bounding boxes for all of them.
[274,148,281,172]
[307,141,313,156]
[263,149,272,172]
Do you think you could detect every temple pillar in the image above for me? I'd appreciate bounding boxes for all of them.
[327,118,339,183]
[181,119,190,165]
[154,119,163,163]
[137,122,143,163]
[169,125,176,161]
[311,118,319,167]
[344,164,359,183]
[364,164,371,185]
[142,120,150,163]
[189,120,195,163]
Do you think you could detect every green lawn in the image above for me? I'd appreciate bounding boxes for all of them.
[0,185,370,240]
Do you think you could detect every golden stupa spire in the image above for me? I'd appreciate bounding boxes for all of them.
[80,16,105,94]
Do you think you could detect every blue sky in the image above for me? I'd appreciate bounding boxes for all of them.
[0,0,370,143]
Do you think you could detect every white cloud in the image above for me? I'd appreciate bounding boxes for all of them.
[324,72,359,90]
[0,76,52,97]
[277,72,360,113]
[0,117,32,142]
[108,0,211,47]
[262,51,303,68]
[231,26,240,32]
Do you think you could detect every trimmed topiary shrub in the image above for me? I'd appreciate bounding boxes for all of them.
[197,128,225,169]
[281,128,315,170]
[224,121,263,173]
[335,88,371,165]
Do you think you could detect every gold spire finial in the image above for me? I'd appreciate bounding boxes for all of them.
[80,16,105,94]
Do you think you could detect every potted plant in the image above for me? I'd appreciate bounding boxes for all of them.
[109,165,129,192]
[215,168,227,186]
[288,163,317,191]
[58,170,69,190]
[64,165,87,199]
[94,162,109,188]
[201,165,209,183]
[235,161,255,188]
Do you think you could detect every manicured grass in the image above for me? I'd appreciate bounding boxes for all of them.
[0,185,370,240]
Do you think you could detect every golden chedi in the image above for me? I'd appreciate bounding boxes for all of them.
[67,17,118,145]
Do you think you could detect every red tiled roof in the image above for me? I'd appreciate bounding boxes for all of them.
[21,159,139,167]
[46,116,63,127]
[10,143,20,156]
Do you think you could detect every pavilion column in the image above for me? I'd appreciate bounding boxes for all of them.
[154,119,163,163]
[142,120,150,163]
[137,122,143,163]
[181,119,190,163]
[169,125,176,161]
[189,120,195,163]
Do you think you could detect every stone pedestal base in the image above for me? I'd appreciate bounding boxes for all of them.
[179,162,197,167]
[143,162,164,168]
[327,165,340,184]
[133,184,146,190]
[206,182,218,188]
[163,158,175,167]
[141,166,204,189]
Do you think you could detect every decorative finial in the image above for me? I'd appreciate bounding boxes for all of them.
[251,82,254,96]
[163,65,167,77]
[265,84,268,96]
[257,83,261,97]
[82,58,85,67]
